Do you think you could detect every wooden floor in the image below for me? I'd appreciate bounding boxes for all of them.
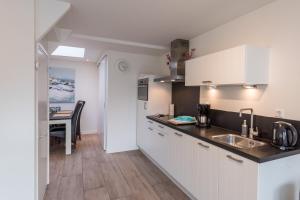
[44,134,191,200]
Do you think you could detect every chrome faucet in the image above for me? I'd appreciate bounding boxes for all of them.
[239,108,258,139]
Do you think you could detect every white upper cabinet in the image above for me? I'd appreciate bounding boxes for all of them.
[185,45,269,86]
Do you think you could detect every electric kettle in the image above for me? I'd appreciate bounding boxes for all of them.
[272,121,298,150]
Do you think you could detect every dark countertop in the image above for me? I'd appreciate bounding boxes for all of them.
[147,115,300,163]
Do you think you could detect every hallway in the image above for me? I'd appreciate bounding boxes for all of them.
[44,134,190,200]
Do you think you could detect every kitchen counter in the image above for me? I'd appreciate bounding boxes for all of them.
[147,115,300,163]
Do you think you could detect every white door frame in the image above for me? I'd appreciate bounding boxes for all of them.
[35,43,49,200]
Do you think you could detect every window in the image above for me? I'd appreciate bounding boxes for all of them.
[51,46,85,58]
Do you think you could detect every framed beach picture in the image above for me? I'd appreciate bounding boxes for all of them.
[49,67,75,103]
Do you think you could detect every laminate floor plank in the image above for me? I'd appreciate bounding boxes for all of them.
[128,152,169,186]
[114,197,132,200]
[44,176,62,200]
[62,151,82,177]
[153,182,190,200]
[44,149,65,200]
[113,154,160,200]
[100,161,132,199]
[84,187,110,200]
[152,184,175,200]
[83,157,105,190]
[57,175,84,200]
[44,134,190,200]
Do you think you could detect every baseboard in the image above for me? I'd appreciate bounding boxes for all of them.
[80,130,98,135]
[106,146,139,154]
[138,146,197,200]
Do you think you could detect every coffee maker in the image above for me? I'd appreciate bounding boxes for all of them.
[196,104,211,128]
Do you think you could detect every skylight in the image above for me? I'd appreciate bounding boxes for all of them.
[52,46,85,58]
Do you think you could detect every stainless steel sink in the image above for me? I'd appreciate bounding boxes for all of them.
[212,134,267,149]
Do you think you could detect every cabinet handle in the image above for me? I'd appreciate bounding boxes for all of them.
[148,127,153,131]
[148,121,153,124]
[198,142,209,149]
[202,80,212,84]
[174,132,183,137]
[226,155,243,163]
[158,125,164,129]
[158,132,164,137]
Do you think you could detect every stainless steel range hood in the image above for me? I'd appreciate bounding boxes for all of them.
[154,39,189,83]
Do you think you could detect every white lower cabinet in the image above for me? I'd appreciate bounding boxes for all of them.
[140,119,300,200]
[154,127,169,170]
[136,101,146,149]
[145,122,170,171]
[168,129,194,189]
[218,149,258,200]
[192,139,219,200]
[142,120,258,200]
[144,120,155,158]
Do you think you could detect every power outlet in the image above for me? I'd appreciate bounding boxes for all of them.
[275,109,285,118]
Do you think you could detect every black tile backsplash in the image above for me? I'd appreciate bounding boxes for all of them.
[210,109,300,147]
[172,82,200,116]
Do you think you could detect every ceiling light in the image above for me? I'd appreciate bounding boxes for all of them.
[243,85,257,89]
[160,80,165,83]
[207,84,217,89]
[52,45,85,58]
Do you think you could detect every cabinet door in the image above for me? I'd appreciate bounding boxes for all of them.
[181,135,195,193]
[213,46,244,85]
[136,101,146,148]
[185,46,245,86]
[149,122,162,163]
[153,129,169,170]
[144,120,155,157]
[155,124,170,169]
[168,130,185,182]
[168,130,193,189]
[185,54,214,86]
[192,139,218,200]
[218,149,258,200]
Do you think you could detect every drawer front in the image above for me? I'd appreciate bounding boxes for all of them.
[146,119,155,129]
[147,119,172,133]
[155,123,166,132]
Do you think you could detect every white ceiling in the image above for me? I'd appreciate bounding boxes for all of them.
[47,35,168,62]
[49,0,275,62]
[58,0,274,46]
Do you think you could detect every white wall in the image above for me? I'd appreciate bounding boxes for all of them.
[49,59,99,133]
[104,50,167,153]
[190,0,300,120]
[36,0,70,41]
[0,1,36,200]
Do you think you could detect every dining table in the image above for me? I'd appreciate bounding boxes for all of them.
[49,110,73,155]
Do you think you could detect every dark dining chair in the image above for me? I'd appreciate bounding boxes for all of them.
[75,100,85,140]
[50,100,85,149]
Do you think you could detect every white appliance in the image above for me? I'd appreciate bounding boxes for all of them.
[136,75,171,148]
